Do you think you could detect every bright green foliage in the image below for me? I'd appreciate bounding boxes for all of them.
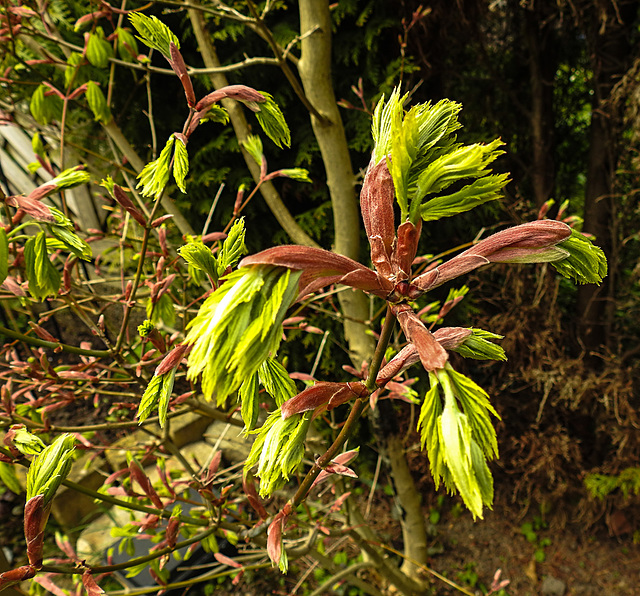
[24,232,61,300]
[242,135,263,167]
[147,293,175,328]
[279,168,312,183]
[239,372,260,431]
[173,137,189,193]
[48,207,92,260]
[452,329,507,362]
[138,369,176,428]
[50,167,91,190]
[137,136,175,198]
[0,462,21,494]
[86,81,112,124]
[86,27,113,69]
[65,53,85,88]
[245,410,311,497]
[551,228,608,284]
[418,365,499,519]
[370,89,508,223]
[26,434,76,504]
[0,227,8,286]
[129,13,179,58]
[10,427,46,456]
[30,84,63,125]
[115,27,139,62]
[259,358,297,407]
[585,467,640,500]
[32,133,45,157]
[216,218,247,276]
[254,92,291,148]
[185,266,301,404]
[179,219,246,285]
[179,240,218,284]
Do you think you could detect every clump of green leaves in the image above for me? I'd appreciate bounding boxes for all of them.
[184,265,301,404]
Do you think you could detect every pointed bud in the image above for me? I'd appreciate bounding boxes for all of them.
[393,304,448,371]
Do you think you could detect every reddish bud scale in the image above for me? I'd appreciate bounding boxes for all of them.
[0,565,36,591]
[393,304,448,371]
[24,495,48,568]
[169,43,196,107]
[112,184,147,227]
[154,342,189,376]
[194,85,266,112]
[432,327,473,349]
[281,381,367,419]
[6,194,55,221]
[360,159,396,259]
[242,471,268,519]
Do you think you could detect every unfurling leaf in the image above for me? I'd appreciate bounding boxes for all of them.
[86,28,113,69]
[137,136,175,198]
[275,168,312,183]
[242,135,263,167]
[217,218,247,275]
[417,365,499,519]
[238,373,260,432]
[86,81,112,124]
[259,358,296,407]
[138,370,176,428]
[185,266,300,404]
[26,434,76,504]
[172,136,189,193]
[30,85,63,125]
[179,240,218,283]
[551,228,608,284]
[115,27,139,61]
[254,92,291,148]
[129,13,179,58]
[24,232,60,300]
[244,410,311,498]
[47,207,92,260]
[448,328,507,361]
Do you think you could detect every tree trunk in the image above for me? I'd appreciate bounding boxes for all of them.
[524,6,556,209]
[577,2,638,356]
[297,0,374,366]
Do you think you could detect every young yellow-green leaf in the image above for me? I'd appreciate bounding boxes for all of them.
[439,401,484,518]
[200,104,229,124]
[254,92,290,148]
[242,135,263,167]
[0,461,22,494]
[115,27,139,62]
[179,240,218,282]
[137,136,175,198]
[278,168,312,183]
[51,167,91,190]
[32,133,45,157]
[0,227,8,286]
[172,137,189,193]
[24,232,61,300]
[129,13,179,58]
[86,27,113,69]
[186,266,300,404]
[551,228,608,284]
[65,52,86,88]
[147,292,175,328]
[86,81,112,124]
[47,207,92,260]
[420,172,509,222]
[259,358,296,407]
[26,433,76,504]
[10,427,46,456]
[239,372,260,431]
[30,84,63,125]
[451,328,507,362]
[216,217,246,276]
[138,374,163,425]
